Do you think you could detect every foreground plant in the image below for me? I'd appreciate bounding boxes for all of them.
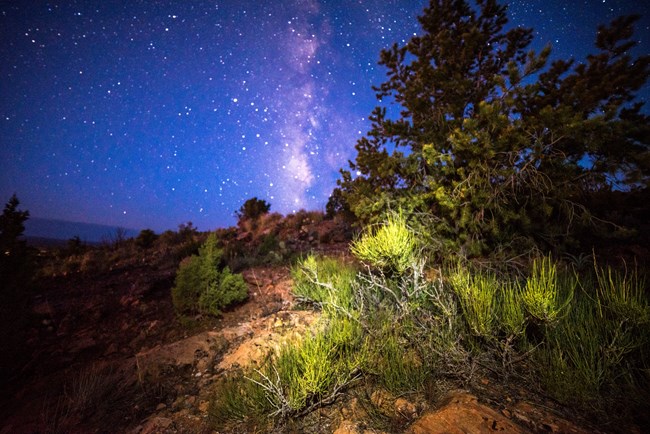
[172,233,248,316]
[209,314,365,428]
[351,212,417,275]
[594,262,649,325]
[521,256,573,324]
[210,214,649,430]
[449,265,498,338]
[291,255,358,311]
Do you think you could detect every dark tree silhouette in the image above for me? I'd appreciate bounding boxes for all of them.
[236,197,271,222]
[0,194,33,383]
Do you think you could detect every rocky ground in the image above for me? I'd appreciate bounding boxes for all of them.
[0,240,623,433]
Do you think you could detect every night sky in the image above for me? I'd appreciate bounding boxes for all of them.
[1,1,648,233]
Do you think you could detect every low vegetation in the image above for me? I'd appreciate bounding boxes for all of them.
[4,0,649,431]
[208,214,650,431]
[171,233,248,316]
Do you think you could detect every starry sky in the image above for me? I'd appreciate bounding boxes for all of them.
[1,1,648,233]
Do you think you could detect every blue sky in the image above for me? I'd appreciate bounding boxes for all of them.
[1,0,648,233]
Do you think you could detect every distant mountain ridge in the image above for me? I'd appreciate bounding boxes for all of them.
[24,217,139,244]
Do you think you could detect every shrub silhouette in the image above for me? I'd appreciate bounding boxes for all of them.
[135,229,158,249]
[236,197,270,222]
[172,233,247,316]
[0,194,33,383]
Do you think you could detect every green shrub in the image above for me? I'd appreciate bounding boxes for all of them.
[521,256,573,324]
[350,212,417,274]
[535,263,648,407]
[365,315,428,394]
[537,295,617,404]
[209,314,366,423]
[594,263,649,325]
[172,255,204,312]
[208,209,649,429]
[449,265,498,338]
[135,229,158,249]
[291,255,357,311]
[198,268,248,316]
[171,233,248,316]
[497,281,527,339]
[208,370,272,430]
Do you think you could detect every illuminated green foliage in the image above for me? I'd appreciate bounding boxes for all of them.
[350,213,417,274]
[449,266,498,338]
[333,0,649,256]
[172,233,248,316]
[521,256,574,324]
[291,254,357,310]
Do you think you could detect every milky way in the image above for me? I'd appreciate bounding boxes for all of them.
[1,0,648,232]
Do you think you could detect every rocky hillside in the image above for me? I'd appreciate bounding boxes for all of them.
[0,213,644,433]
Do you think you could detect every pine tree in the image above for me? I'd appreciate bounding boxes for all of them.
[236,197,271,222]
[334,0,649,256]
[0,194,32,383]
[0,194,29,255]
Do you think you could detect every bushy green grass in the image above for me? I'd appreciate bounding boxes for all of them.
[521,256,574,324]
[449,265,498,338]
[364,314,429,394]
[209,215,649,429]
[350,212,417,274]
[291,254,358,311]
[259,315,365,415]
[497,281,527,339]
[537,263,650,407]
[209,313,366,427]
[594,262,649,325]
[207,370,272,429]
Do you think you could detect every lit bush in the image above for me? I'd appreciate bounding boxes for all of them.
[350,212,417,274]
[449,265,498,338]
[172,233,248,316]
[258,315,364,415]
[521,256,573,324]
[594,263,649,325]
[291,255,357,310]
[365,314,428,394]
[497,281,527,339]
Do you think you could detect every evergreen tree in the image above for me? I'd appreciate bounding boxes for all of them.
[0,194,31,295]
[335,0,649,256]
[0,194,32,383]
[0,194,29,255]
[236,197,271,222]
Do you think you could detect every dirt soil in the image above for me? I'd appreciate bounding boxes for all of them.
[0,247,627,434]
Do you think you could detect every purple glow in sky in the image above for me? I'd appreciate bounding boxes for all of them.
[1,0,648,232]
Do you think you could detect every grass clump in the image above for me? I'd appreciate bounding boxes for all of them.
[207,370,272,430]
[172,233,248,316]
[594,262,649,325]
[351,212,417,274]
[365,315,428,394]
[291,254,357,311]
[538,297,609,404]
[533,261,649,412]
[449,265,498,338]
[256,315,365,416]
[209,211,649,430]
[521,256,574,324]
[497,281,527,339]
[209,314,366,427]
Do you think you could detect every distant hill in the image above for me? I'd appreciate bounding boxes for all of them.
[24,217,139,245]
